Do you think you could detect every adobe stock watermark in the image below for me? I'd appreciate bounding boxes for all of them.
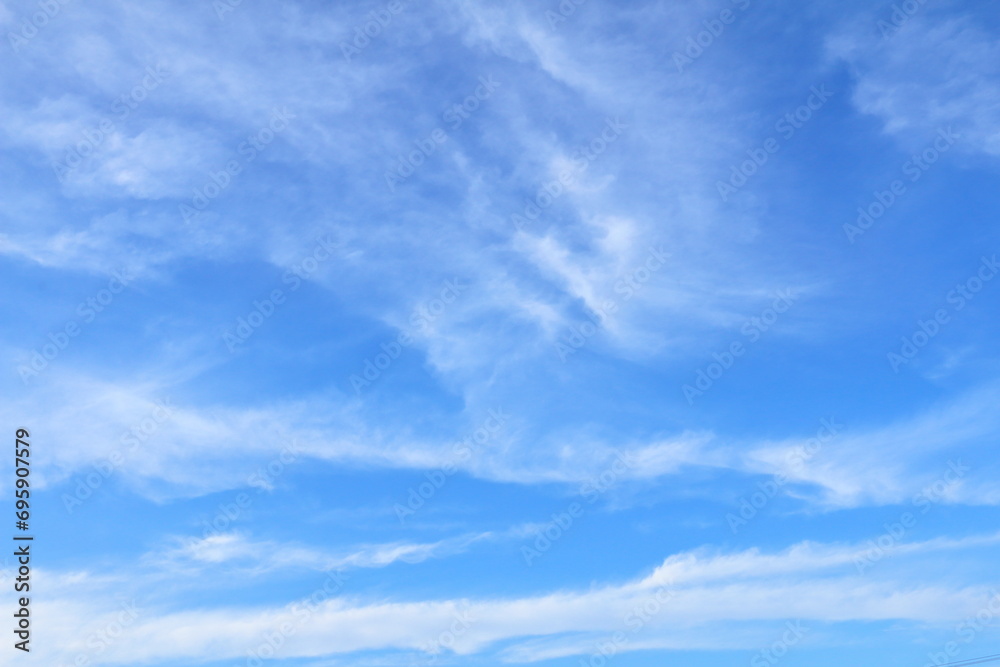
[545,0,588,29]
[727,417,844,534]
[854,459,969,574]
[17,269,134,383]
[54,599,141,667]
[522,451,635,566]
[878,0,929,39]
[683,289,798,404]
[200,441,303,541]
[750,621,809,667]
[923,591,1000,667]
[672,0,752,73]
[393,409,509,523]
[223,234,339,352]
[555,245,670,362]
[62,399,174,513]
[213,0,243,20]
[340,0,408,62]
[179,107,295,222]
[416,603,477,664]
[52,64,169,182]
[717,85,833,202]
[244,569,349,667]
[511,117,627,230]
[384,75,500,192]
[843,127,959,243]
[887,255,998,372]
[578,584,677,667]
[7,0,73,53]
[349,278,467,393]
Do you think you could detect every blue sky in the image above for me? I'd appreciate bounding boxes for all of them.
[2,0,1000,665]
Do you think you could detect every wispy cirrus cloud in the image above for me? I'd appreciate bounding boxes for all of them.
[31,532,1000,665]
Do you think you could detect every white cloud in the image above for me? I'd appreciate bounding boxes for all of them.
[153,530,512,574]
[32,534,1000,665]
[741,384,1000,508]
[6,361,1000,512]
[828,12,1000,157]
